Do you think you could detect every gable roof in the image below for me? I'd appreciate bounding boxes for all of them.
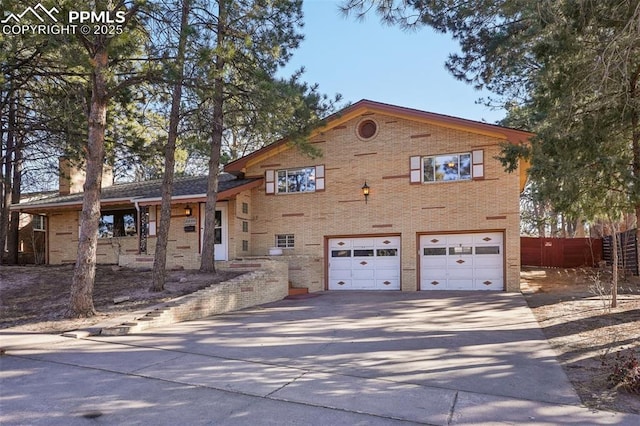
[224,99,533,179]
[13,174,261,212]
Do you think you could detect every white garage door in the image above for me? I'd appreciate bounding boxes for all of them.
[420,232,503,290]
[328,237,400,290]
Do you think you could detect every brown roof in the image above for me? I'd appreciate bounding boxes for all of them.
[13,174,261,212]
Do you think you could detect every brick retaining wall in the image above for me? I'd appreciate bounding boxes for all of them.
[101,259,288,335]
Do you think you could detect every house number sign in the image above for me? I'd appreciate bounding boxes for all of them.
[184,217,196,233]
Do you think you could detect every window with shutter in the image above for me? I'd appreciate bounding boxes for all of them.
[267,166,325,194]
[422,152,472,183]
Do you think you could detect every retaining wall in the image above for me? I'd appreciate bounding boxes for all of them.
[101,259,288,335]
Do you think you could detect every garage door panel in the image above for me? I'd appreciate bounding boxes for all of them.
[376,269,399,280]
[422,258,447,268]
[448,269,475,280]
[375,237,399,247]
[475,279,503,290]
[375,257,399,268]
[447,258,473,268]
[376,279,400,290]
[473,233,501,244]
[351,280,377,290]
[449,279,475,290]
[422,275,447,287]
[330,239,352,249]
[352,269,375,280]
[330,279,352,289]
[330,269,352,280]
[474,256,501,267]
[352,238,376,248]
[424,278,447,289]
[474,269,502,281]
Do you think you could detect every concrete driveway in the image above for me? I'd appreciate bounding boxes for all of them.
[1,292,638,425]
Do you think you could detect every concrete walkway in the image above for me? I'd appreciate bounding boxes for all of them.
[1,292,638,425]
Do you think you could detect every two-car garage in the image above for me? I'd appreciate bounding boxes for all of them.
[327,232,504,291]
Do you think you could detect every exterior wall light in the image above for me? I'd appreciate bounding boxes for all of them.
[185,205,193,217]
[362,181,370,204]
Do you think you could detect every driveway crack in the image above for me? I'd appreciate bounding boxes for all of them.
[447,391,458,425]
[265,370,309,397]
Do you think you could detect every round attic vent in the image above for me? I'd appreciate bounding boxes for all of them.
[357,119,378,140]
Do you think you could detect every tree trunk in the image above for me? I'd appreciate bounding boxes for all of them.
[611,222,619,309]
[68,48,109,318]
[631,67,640,291]
[200,0,227,273]
[0,123,5,266]
[1,92,16,265]
[7,132,22,264]
[151,0,191,292]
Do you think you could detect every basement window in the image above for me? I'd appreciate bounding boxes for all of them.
[275,234,295,248]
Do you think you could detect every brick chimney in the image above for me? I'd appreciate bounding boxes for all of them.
[59,157,114,196]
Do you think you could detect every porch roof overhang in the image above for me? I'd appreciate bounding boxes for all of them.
[11,175,262,214]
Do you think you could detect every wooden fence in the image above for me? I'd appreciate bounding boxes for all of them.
[521,237,603,268]
[602,229,638,275]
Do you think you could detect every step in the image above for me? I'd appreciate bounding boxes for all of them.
[288,287,309,296]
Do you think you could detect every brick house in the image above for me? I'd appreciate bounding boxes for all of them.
[13,100,530,291]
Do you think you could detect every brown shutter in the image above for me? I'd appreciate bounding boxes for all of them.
[315,165,325,191]
[472,150,484,180]
[410,156,421,183]
[265,170,275,194]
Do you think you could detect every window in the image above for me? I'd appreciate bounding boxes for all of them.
[424,247,446,256]
[242,202,249,214]
[449,246,472,255]
[265,165,325,194]
[277,167,316,194]
[214,210,222,244]
[32,215,45,231]
[377,248,398,256]
[242,221,249,232]
[275,234,295,248]
[331,249,351,257]
[476,246,500,255]
[242,240,249,251]
[357,119,378,140]
[423,153,472,183]
[98,209,137,238]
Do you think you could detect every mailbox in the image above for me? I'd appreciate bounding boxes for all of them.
[184,217,196,233]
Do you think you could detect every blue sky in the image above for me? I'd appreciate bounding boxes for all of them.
[282,1,505,124]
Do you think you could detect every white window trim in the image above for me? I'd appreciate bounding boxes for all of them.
[411,150,484,184]
[275,234,295,248]
[265,165,325,195]
[32,215,46,232]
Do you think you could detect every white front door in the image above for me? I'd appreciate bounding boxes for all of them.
[420,232,503,290]
[328,236,401,290]
[199,203,228,261]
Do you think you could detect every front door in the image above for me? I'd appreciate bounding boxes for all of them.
[199,203,228,261]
